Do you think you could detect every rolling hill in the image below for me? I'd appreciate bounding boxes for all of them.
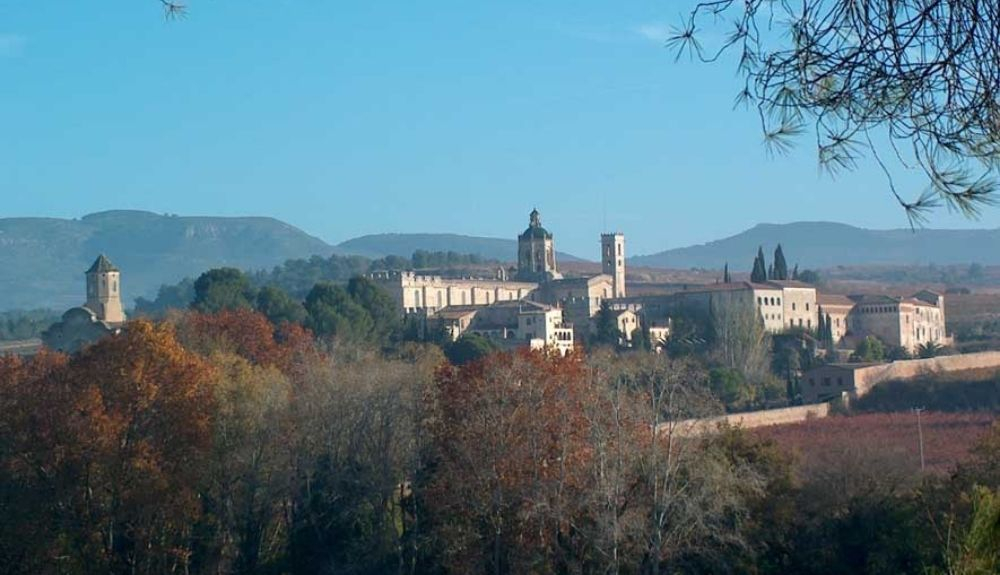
[631,222,1000,270]
[0,211,337,311]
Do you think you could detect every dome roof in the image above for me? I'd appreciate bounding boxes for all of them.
[520,225,552,240]
[520,208,552,239]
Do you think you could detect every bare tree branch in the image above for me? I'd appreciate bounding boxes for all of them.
[673,0,1000,221]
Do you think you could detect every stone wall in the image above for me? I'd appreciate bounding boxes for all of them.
[853,351,1000,397]
[664,351,1000,437]
[668,403,831,436]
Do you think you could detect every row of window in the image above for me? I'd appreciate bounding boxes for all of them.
[756,296,812,312]
[859,306,897,314]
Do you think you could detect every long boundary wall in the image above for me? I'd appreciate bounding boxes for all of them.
[851,351,1000,398]
[664,351,1000,437]
[669,403,831,436]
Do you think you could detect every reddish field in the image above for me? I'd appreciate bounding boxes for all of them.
[755,412,996,475]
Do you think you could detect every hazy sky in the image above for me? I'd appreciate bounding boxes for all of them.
[1,1,996,257]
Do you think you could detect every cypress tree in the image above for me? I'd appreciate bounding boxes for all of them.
[825,313,835,347]
[768,263,774,280]
[791,264,800,281]
[723,263,731,283]
[817,307,826,338]
[751,247,767,283]
[774,244,789,280]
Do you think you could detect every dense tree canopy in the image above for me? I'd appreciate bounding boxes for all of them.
[255,285,307,325]
[193,268,257,314]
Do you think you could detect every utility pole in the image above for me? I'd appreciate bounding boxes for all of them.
[912,407,926,472]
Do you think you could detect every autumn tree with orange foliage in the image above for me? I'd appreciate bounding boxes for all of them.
[423,349,779,574]
[0,320,216,574]
[175,308,318,375]
[425,349,594,573]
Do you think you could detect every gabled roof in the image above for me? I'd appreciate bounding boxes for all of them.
[86,254,119,274]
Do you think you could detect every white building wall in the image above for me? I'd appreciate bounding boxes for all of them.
[780,287,817,331]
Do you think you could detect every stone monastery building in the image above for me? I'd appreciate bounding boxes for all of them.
[370,209,627,354]
[372,209,950,356]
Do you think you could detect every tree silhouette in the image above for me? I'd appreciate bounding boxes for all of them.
[670,1,999,223]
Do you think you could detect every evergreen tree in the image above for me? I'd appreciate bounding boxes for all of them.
[817,308,826,339]
[767,263,774,280]
[591,300,623,348]
[750,247,768,283]
[825,313,835,348]
[791,264,800,281]
[723,263,731,283]
[773,244,789,280]
[193,268,257,313]
[255,285,306,325]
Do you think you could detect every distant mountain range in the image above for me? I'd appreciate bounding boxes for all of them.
[0,211,336,311]
[2,212,999,311]
[630,222,1000,270]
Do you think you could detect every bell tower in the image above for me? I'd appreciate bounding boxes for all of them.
[85,254,126,325]
[601,232,626,298]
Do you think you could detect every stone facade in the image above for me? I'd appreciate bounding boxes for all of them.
[670,282,786,332]
[771,280,818,331]
[369,271,537,315]
[847,292,950,352]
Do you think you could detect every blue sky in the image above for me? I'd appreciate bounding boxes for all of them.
[1,0,995,258]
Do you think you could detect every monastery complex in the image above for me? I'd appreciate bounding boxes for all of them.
[371,209,950,356]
